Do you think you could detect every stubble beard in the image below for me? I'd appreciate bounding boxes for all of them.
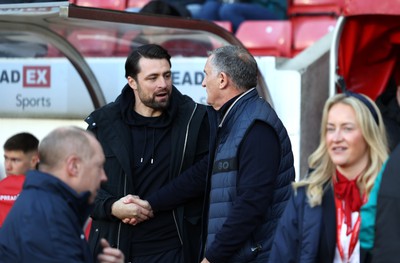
[142,92,170,111]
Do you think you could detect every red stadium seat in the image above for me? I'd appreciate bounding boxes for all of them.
[213,21,233,32]
[235,20,292,57]
[67,29,118,57]
[288,0,344,16]
[292,0,342,4]
[126,0,152,12]
[75,0,126,10]
[292,16,337,55]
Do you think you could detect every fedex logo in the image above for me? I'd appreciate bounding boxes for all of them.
[23,66,51,88]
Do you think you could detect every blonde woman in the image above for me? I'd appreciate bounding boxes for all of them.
[269,93,388,263]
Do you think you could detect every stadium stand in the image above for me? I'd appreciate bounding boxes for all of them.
[70,0,342,58]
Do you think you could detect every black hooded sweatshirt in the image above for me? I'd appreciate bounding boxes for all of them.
[120,86,181,255]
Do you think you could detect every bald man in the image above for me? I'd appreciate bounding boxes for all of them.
[0,126,124,263]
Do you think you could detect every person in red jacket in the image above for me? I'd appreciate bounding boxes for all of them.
[0,132,39,227]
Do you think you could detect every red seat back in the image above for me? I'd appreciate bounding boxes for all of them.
[289,0,344,16]
[235,20,292,57]
[292,16,337,54]
[126,0,151,11]
[75,0,126,10]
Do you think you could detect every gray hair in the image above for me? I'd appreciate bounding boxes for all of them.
[208,45,258,91]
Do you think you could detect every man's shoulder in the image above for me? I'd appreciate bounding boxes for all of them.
[94,100,120,114]
[86,100,120,124]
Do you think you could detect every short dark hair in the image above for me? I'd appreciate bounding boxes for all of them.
[3,132,39,153]
[125,44,171,80]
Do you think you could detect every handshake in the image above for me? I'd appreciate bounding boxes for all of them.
[111,195,154,225]
[110,194,211,263]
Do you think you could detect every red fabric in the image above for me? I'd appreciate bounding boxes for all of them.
[338,0,400,101]
[0,175,25,227]
[84,218,92,240]
[337,15,400,100]
[333,170,362,231]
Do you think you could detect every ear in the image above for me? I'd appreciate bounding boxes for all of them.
[30,153,40,169]
[127,76,137,91]
[66,155,80,178]
[219,72,229,90]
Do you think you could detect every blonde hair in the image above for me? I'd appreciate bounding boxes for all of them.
[294,93,388,207]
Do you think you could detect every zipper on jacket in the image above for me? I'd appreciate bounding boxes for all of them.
[173,211,183,245]
[117,172,128,249]
[173,103,198,246]
[177,103,197,173]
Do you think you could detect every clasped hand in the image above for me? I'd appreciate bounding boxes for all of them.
[111,195,153,225]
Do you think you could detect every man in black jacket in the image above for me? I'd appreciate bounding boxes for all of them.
[86,44,209,263]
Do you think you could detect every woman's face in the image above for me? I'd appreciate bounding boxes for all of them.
[326,103,369,176]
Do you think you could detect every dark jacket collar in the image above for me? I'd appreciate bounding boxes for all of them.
[24,170,92,227]
[214,88,256,127]
[217,93,240,123]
